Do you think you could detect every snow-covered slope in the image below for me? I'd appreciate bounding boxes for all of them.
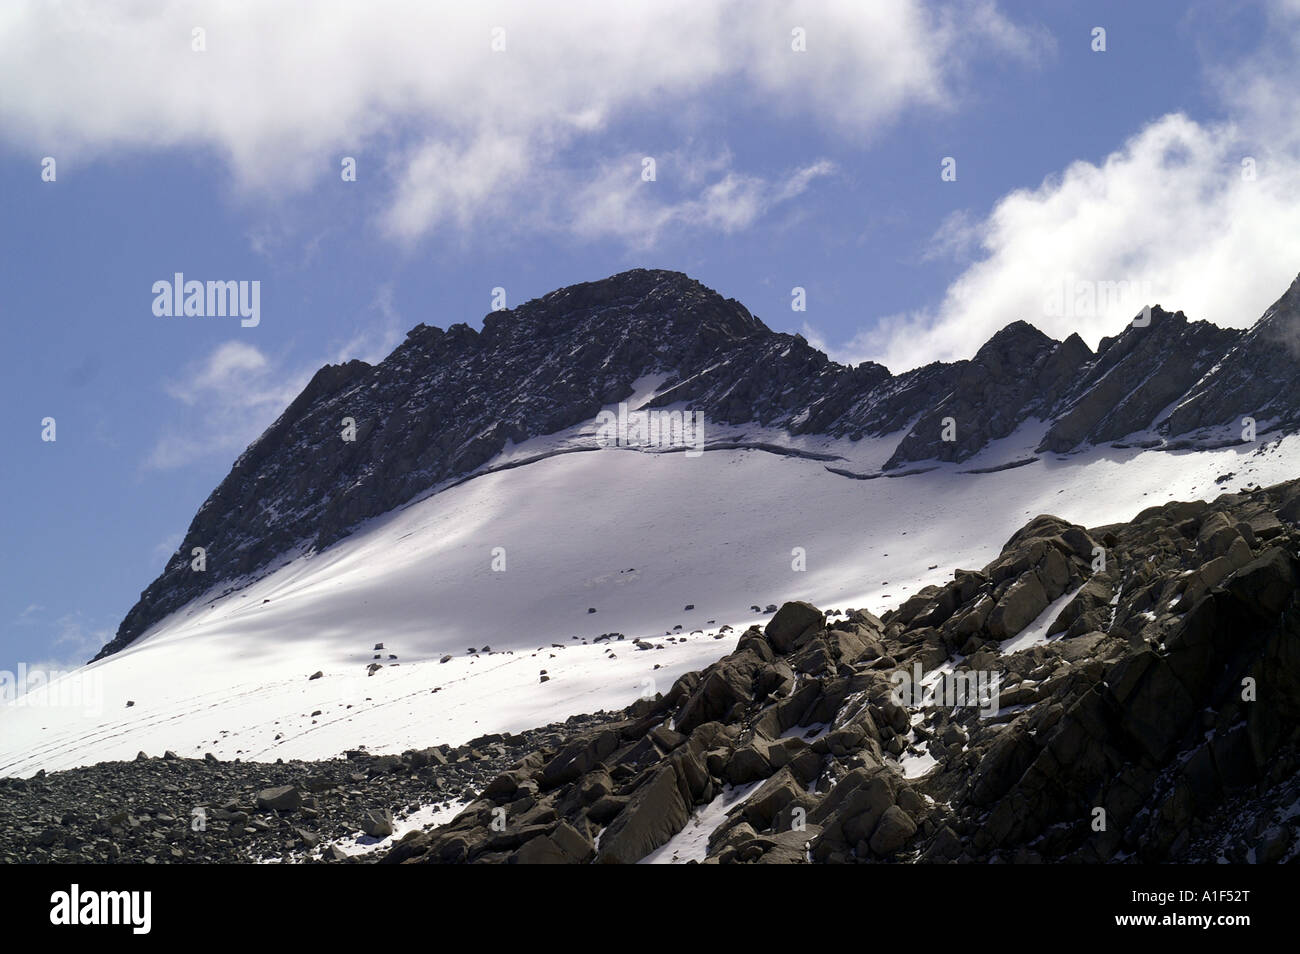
[4,415,1297,778]
[97,268,1300,665]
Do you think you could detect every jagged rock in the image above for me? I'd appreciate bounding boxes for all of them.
[673,644,790,734]
[765,602,824,654]
[1164,275,1300,436]
[869,805,917,856]
[1049,577,1112,636]
[885,321,1064,468]
[587,795,628,824]
[255,785,301,812]
[98,269,1300,664]
[359,808,394,838]
[540,728,620,788]
[725,743,773,784]
[742,768,807,829]
[595,764,691,864]
[1040,307,1239,453]
[987,573,1049,640]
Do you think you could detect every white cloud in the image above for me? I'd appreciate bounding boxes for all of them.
[795,0,1300,372]
[151,533,184,563]
[379,134,533,242]
[144,287,403,470]
[332,284,406,366]
[13,604,44,625]
[0,0,1039,244]
[795,0,1300,374]
[146,341,308,470]
[826,110,1300,371]
[15,610,112,674]
[172,340,268,401]
[567,153,834,247]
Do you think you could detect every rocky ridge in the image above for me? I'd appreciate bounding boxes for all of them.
[99,269,1300,661]
[371,477,1300,864]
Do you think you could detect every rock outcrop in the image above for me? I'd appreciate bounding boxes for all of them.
[101,268,1300,660]
[375,477,1300,864]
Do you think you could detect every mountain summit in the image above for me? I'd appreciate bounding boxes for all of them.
[98,269,1300,660]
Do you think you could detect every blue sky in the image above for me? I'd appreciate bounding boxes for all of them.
[4,0,1300,677]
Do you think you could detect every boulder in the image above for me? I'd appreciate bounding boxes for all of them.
[987,573,1049,639]
[359,808,394,838]
[869,805,917,855]
[765,602,824,654]
[595,764,692,864]
[742,768,805,829]
[255,785,302,812]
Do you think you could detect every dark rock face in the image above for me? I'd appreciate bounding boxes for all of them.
[98,268,1300,659]
[1038,307,1241,453]
[103,269,819,659]
[883,321,1068,468]
[1164,275,1300,437]
[371,477,1300,864]
[887,306,1245,465]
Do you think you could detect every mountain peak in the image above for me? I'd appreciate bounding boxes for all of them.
[971,319,1057,369]
[95,269,1300,660]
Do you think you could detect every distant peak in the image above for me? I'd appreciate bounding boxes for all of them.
[987,319,1053,344]
[534,268,699,305]
[972,319,1056,364]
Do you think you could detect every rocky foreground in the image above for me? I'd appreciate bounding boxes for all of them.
[7,478,1300,864]
[378,477,1300,864]
[0,713,623,864]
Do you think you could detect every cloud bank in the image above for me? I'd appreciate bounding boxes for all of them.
[822,1,1300,371]
[0,0,1040,244]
